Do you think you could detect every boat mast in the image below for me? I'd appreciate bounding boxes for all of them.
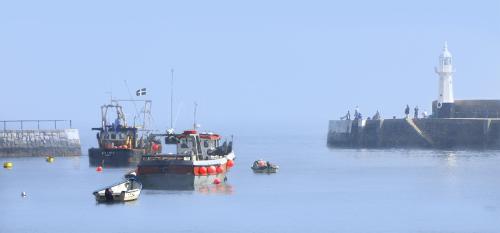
[170,69,174,130]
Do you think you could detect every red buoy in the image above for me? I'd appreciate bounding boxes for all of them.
[207,166,216,175]
[96,166,103,172]
[152,143,160,152]
[198,166,207,175]
[226,159,234,168]
[213,178,221,185]
[216,166,224,174]
[193,166,200,175]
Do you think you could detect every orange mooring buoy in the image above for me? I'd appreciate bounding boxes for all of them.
[96,166,103,172]
[213,178,221,185]
[152,143,160,152]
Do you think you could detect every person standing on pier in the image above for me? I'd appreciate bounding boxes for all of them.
[341,110,351,120]
[414,106,419,119]
[405,105,410,118]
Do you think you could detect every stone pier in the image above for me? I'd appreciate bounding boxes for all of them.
[327,118,500,149]
[0,120,81,157]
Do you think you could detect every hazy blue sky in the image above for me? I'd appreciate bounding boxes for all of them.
[1,0,499,146]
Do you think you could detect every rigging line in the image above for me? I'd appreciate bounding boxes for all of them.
[148,101,156,132]
[173,101,184,130]
[123,80,141,125]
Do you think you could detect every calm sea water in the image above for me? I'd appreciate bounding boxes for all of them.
[1,133,500,233]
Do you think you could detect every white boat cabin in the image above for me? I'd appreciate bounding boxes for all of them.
[176,130,223,160]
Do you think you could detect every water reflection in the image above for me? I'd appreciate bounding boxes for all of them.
[70,156,81,170]
[140,183,234,195]
[197,184,234,195]
[94,199,140,206]
[444,151,457,168]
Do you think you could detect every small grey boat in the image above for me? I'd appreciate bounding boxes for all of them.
[251,160,279,173]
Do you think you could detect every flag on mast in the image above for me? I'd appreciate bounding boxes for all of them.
[136,88,147,96]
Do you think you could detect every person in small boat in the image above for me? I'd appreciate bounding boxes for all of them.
[253,160,267,170]
[105,188,113,201]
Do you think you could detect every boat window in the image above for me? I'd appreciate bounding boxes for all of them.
[196,137,202,154]
[180,138,189,148]
[444,57,452,65]
[204,140,215,149]
[189,138,196,148]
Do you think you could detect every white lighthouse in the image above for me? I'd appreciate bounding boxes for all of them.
[434,42,455,117]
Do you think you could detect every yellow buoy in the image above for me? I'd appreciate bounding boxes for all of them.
[3,162,13,169]
[46,156,55,163]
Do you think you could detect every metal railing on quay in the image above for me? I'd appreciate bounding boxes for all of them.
[0,120,73,131]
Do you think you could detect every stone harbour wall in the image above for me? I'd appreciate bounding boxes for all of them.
[328,118,500,149]
[0,129,81,157]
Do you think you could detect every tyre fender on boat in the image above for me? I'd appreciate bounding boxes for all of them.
[207,166,216,175]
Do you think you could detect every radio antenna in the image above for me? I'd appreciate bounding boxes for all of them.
[193,102,198,130]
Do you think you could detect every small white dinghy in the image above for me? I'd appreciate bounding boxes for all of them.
[93,176,142,202]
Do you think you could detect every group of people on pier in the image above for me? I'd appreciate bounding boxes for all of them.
[340,106,362,120]
[341,105,427,121]
[405,105,427,119]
